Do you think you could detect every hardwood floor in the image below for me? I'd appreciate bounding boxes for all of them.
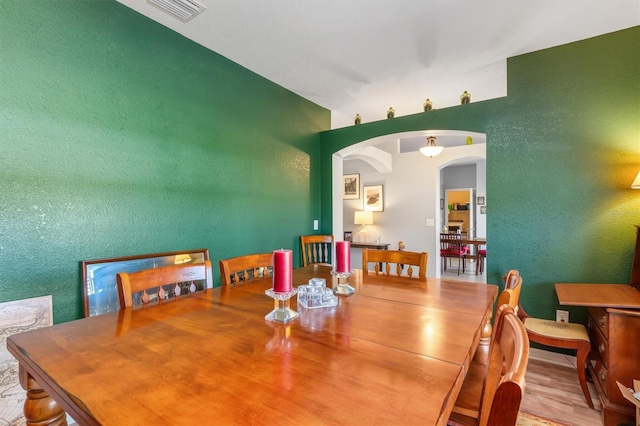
[523,348,602,425]
[440,257,486,283]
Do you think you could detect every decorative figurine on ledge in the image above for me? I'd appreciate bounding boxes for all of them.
[354,114,362,125]
[423,99,433,111]
[386,107,395,119]
[460,91,471,104]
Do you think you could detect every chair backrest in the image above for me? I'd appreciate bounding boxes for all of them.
[219,253,273,287]
[497,272,522,312]
[503,269,530,320]
[117,260,213,308]
[300,235,334,267]
[362,249,427,281]
[440,233,465,253]
[479,304,530,426]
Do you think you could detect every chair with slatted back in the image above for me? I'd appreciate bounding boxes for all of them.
[448,304,530,426]
[440,233,467,275]
[503,269,594,409]
[362,248,427,281]
[117,260,213,309]
[219,253,273,288]
[300,235,334,267]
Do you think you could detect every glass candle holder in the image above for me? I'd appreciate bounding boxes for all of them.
[265,288,299,323]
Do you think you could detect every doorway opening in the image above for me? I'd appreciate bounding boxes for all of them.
[332,130,486,279]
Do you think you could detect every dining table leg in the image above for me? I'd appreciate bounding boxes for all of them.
[19,365,68,426]
[473,304,493,365]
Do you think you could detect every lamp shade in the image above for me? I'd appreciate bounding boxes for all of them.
[419,136,444,157]
[632,171,640,189]
[354,210,373,225]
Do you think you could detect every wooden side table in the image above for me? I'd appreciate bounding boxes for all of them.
[555,283,640,426]
[350,242,390,250]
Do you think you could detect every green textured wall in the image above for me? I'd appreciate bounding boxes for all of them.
[320,26,640,324]
[0,1,330,323]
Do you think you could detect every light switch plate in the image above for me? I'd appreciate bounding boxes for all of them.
[313,220,319,230]
[556,310,569,323]
[426,218,435,227]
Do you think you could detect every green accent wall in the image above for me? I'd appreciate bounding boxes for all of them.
[320,26,640,324]
[0,1,330,323]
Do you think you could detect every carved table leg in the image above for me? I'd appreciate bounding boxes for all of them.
[474,304,493,365]
[19,365,67,426]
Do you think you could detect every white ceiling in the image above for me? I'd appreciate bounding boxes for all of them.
[118,0,639,130]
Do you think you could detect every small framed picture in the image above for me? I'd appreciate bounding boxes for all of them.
[343,174,360,200]
[477,196,485,206]
[343,231,353,242]
[480,206,487,214]
[363,185,384,212]
[440,199,444,210]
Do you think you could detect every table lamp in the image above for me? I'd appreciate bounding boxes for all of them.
[354,211,373,242]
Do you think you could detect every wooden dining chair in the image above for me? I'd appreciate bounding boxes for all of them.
[496,273,522,312]
[300,235,334,267]
[219,253,273,287]
[503,270,594,409]
[440,233,467,275]
[362,248,427,281]
[117,260,213,308]
[448,304,530,426]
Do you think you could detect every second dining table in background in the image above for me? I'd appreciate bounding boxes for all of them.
[7,265,497,426]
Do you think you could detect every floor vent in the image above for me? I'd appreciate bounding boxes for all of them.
[147,0,206,22]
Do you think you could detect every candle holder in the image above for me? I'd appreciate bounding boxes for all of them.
[331,270,355,296]
[265,288,299,323]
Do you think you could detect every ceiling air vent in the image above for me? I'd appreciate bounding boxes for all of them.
[147,0,206,22]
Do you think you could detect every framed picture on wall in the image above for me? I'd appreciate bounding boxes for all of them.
[480,206,487,214]
[343,174,360,199]
[344,231,353,242]
[81,248,210,317]
[477,196,485,206]
[363,185,384,211]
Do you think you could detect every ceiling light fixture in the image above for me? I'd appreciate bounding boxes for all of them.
[419,136,444,157]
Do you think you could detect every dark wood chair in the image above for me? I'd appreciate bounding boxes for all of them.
[440,233,467,275]
[478,245,486,274]
[362,248,427,281]
[448,304,530,426]
[117,261,213,308]
[504,270,594,409]
[300,235,334,267]
[219,253,273,288]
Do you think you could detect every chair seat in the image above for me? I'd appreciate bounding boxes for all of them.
[441,248,467,256]
[523,317,589,341]
[478,249,486,256]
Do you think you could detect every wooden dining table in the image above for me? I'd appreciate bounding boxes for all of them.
[7,265,497,426]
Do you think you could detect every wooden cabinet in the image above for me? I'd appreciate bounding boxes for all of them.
[587,307,640,426]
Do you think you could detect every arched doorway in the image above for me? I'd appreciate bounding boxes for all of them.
[332,130,486,278]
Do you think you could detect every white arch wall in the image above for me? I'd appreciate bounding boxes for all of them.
[333,131,486,278]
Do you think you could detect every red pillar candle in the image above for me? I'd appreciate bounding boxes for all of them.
[335,241,351,273]
[273,249,293,293]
